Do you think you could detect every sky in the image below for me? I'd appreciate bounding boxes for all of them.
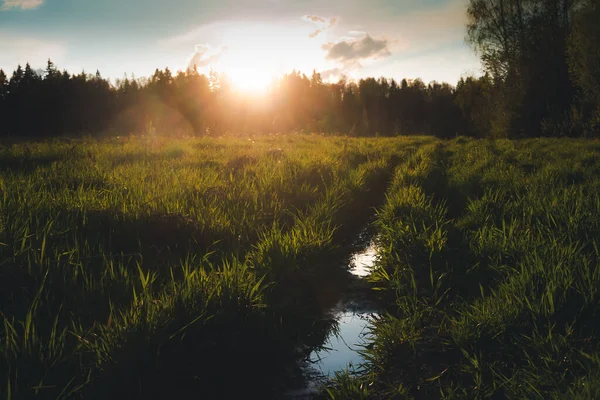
[0,0,483,88]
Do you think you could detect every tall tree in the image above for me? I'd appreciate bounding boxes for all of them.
[568,0,600,119]
[0,69,6,132]
[455,75,494,137]
[467,0,581,136]
[0,69,7,98]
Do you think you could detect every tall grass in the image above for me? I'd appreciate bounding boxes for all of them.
[0,134,416,398]
[5,135,599,398]
[327,137,600,399]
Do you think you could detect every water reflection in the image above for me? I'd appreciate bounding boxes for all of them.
[309,310,377,377]
[285,239,380,399]
[349,240,378,277]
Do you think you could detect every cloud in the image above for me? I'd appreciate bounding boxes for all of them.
[304,15,327,24]
[0,0,43,10]
[320,68,344,81]
[347,30,367,37]
[302,14,337,38]
[322,34,391,63]
[187,44,225,69]
[317,33,393,81]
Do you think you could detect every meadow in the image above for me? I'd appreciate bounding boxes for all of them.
[1,134,600,399]
[329,138,600,399]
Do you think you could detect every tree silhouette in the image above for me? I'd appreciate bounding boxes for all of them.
[567,0,600,134]
[466,0,582,137]
[0,24,598,141]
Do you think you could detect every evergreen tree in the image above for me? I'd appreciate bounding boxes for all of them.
[0,69,7,97]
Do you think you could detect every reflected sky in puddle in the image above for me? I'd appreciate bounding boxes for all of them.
[286,310,377,399]
[310,240,380,378]
[285,238,380,399]
[349,240,378,277]
[309,310,376,377]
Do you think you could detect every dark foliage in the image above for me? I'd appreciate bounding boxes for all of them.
[0,1,598,139]
[467,0,600,137]
[0,63,468,138]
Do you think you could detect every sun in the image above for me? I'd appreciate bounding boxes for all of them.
[209,30,284,94]
[224,63,277,94]
[202,21,330,94]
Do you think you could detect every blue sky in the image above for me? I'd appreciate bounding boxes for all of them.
[0,0,482,85]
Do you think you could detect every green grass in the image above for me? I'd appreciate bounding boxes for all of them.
[2,134,600,399]
[0,133,421,399]
[326,137,600,399]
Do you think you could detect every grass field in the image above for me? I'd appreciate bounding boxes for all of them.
[328,138,600,399]
[1,135,600,399]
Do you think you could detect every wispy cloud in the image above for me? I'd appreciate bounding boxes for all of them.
[187,44,226,69]
[302,14,337,38]
[0,0,43,11]
[320,67,344,81]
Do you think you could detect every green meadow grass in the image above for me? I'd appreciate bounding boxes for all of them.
[0,134,423,399]
[327,138,600,399]
[2,134,600,399]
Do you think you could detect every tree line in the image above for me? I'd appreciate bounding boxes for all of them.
[0,0,598,139]
[0,62,462,138]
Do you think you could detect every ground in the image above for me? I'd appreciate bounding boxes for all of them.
[1,134,600,399]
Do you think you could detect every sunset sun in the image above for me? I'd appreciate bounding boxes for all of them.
[186,21,334,94]
[225,64,275,93]
[218,44,281,93]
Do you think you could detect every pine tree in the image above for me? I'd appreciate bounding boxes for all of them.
[45,59,58,80]
[0,69,7,132]
[23,63,39,84]
[10,65,24,88]
[0,69,7,96]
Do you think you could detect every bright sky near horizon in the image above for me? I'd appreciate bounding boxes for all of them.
[0,0,482,88]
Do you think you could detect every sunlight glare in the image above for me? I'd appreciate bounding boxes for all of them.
[226,66,275,93]
[221,54,278,94]
[206,21,331,94]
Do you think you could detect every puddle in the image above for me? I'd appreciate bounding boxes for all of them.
[349,240,378,277]
[285,238,380,399]
[309,310,377,377]
[285,309,377,399]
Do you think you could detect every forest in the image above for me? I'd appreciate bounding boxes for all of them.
[0,0,598,139]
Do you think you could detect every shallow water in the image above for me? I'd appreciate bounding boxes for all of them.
[310,240,379,377]
[285,239,380,398]
[349,240,378,277]
[309,310,377,377]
